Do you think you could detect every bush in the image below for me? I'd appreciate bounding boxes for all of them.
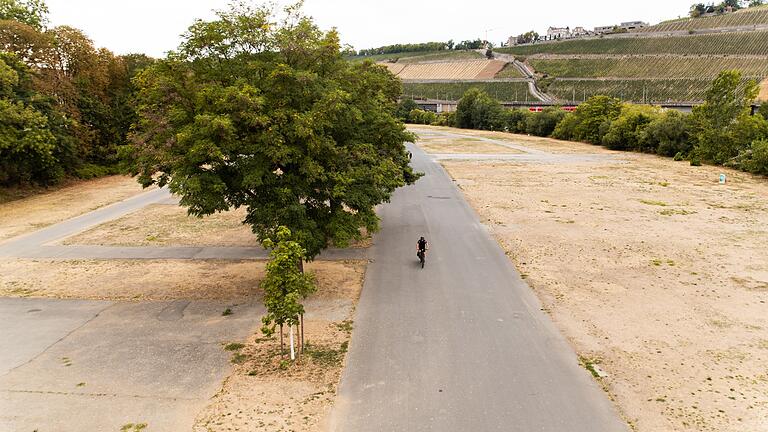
[525,107,566,137]
[74,163,121,180]
[407,109,438,125]
[642,110,692,157]
[602,105,661,151]
[395,99,418,121]
[455,88,505,131]
[433,111,455,127]
[501,109,530,134]
[552,112,580,141]
[552,95,622,144]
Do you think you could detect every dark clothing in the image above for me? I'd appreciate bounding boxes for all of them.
[417,239,428,252]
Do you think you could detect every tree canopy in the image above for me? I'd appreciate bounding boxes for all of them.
[0,0,155,186]
[126,2,418,259]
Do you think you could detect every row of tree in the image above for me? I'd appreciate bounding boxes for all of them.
[0,0,154,186]
[355,38,488,56]
[398,70,768,175]
[690,0,764,17]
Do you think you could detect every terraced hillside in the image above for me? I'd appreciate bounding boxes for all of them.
[384,60,509,80]
[402,81,534,101]
[545,78,729,103]
[638,5,768,33]
[497,31,768,56]
[495,25,768,103]
[529,57,768,79]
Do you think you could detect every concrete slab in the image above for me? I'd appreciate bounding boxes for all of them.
[0,298,263,431]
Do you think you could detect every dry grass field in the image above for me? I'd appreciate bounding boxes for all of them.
[0,176,147,243]
[412,125,768,432]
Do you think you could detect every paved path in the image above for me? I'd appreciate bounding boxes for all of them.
[330,144,627,431]
[0,298,262,431]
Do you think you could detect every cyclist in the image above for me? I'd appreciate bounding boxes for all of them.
[417,236,429,267]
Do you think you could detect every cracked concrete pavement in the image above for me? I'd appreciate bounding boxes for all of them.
[0,298,263,431]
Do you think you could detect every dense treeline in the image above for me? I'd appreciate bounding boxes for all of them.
[398,70,768,175]
[0,0,154,186]
[356,38,486,56]
[358,42,448,56]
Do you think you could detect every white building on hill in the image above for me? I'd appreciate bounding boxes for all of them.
[547,26,570,39]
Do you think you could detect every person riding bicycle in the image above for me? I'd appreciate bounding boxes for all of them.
[417,236,429,257]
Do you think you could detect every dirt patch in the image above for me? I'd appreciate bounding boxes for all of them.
[64,204,257,247]
[418,137,523,154]
[424,127,768,432]
[410,125,614,154]
[0,176,147,243]
[0,259,364,302]
[193,262,365,432]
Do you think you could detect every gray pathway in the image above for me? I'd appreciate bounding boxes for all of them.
[0,298,262,431]
[330,145,627,431]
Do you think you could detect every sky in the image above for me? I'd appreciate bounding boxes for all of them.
[45,0,697,57]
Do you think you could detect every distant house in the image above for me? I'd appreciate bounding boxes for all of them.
[572,26,590,36]
[620,21,649,31]
[594,25,616,34]
[547,26,570,39]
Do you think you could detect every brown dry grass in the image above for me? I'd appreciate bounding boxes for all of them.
[0,259,364,302]
[0,176,147,243]
[193,262,366,432]
[420,126,768,432]
[412,125,616,154]
[418,137,522,154]
[759,79,768,102]
[64,204,257,247]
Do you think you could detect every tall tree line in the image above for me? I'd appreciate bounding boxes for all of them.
[0,0,153,186]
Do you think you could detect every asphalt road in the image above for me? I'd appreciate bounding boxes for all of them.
[0,298,262,431]
[330,145,627,431]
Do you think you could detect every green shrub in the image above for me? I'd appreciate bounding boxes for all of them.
[407,109,438,125]
[74,163,121,180]
[455,88,505,131]
[734,139,768,174]
[553,95,622,144]
[433,111,455,127]
[602,105,661,151]
[552,112,580,141]
[642,110,692,157]
[395,99,418,121]
[501,109,530,134]
[525,107,566,137]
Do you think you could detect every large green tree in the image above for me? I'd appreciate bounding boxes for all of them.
[126,2,418,259]
[690,70,765,164]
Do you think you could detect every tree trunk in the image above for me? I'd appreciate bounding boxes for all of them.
[280,324,284,359]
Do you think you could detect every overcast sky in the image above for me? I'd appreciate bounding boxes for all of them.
[46,0,696,57]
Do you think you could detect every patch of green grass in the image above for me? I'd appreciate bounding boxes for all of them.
[231,353,248,364]
[305,341,349,367]
[335,320,354,334]
[640,199,669,207]
[76,382,86,387]
[658,182,670,187]
[579,356,603,379]
[222,308,233,316]
[61,357,72,367]
[224,342,245,351]
[144,235,158,242]
[660,209,696,216]
[120,423,147,432]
